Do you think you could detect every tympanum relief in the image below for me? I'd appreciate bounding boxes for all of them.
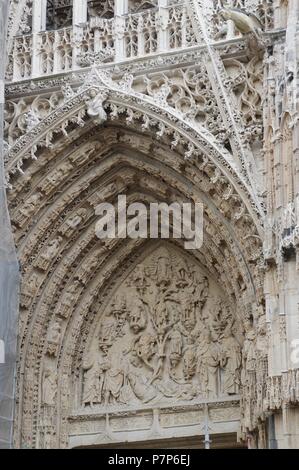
[82,247,242,410]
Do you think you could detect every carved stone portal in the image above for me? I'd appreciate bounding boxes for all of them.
[81,246,242,411]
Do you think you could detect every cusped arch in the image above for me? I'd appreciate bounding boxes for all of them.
[10,73,266,448]
[6,69,264,223]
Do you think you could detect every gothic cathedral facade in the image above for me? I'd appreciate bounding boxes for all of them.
[3,0,299,449]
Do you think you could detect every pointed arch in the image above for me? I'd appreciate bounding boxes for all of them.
[7,70,267,448]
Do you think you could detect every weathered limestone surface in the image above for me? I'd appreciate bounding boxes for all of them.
[4,0,299,448]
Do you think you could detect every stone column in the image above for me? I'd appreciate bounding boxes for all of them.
[31,0,47,77]
[114,0,128,62]
[0,0,20,449]
[268,0,299,448]
[73,0,87,26]
[226,0,236,39]
[72,0,88,70]
[158,0,168,52]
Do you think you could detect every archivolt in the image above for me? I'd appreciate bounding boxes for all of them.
[6,69,264,222]
[8,71,266,447]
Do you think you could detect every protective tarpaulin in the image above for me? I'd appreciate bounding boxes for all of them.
[0,0,20,449]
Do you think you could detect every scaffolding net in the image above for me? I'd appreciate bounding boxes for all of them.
[0,0,20,449]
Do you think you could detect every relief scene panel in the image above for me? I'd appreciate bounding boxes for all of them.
[80,245,243,412]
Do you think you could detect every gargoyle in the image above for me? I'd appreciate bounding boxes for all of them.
[219,6,263,39]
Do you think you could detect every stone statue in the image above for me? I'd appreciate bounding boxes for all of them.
[81,248,243,407]
[83,350,126,406]
[197,327,219,397]
[155,255,172,288]
[87,90,108,125]
[130,264,148,295]
[59,209,87,237]
[111,296,127,338]
[153,296,169,334]
[46,319,62,357]
[42,370,57,406]
[220,326,242,395]
[128,299,148,333]
[17,193,41,226]
[82,354,102,406]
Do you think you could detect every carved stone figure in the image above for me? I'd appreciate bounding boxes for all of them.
[82,354,103,406]
[153,296,169,334]
[42,370,57,406]
[155,254,172,288]
[127,368,158,403]
[219,7,263,37]
[16,193,41,226]
[6,0,299,450]
[130,264,148,295]
[58,281,81,318]
[242,322,257,376]
[220,326,242,395]
[35,237,63,271]
[110,296,127,338]
[197,327,219,397]
[42,163,73,195]
[181,303,197,332]
[168,326,183,367]
[128,299,148,333]
[58,209,87,237]
[102,366,125,405]
[46,319,62,357]
[87,90,108,125]
[79,247,244,409]
[20,273,40,308]
[133,333,156,367]
[183,347,197,381]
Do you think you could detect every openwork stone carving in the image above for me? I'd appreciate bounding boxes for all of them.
[8,0,299,450]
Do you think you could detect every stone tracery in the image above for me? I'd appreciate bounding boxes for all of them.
[9,112,264,447]
[3,0,299,450]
